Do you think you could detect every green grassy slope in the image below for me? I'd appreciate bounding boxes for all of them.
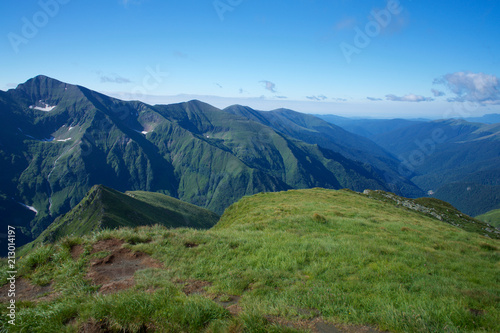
[362,190,500,239]
[2,189,499,332]
[476,209,500,228]
[22,185,219,252]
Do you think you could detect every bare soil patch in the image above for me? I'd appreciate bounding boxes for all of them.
[0,278,54,303]
[176,279,212,295]
[86,238,162,294]
[70,244,84,260]
[78,320,113,333]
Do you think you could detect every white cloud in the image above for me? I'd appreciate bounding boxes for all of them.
[260,80,277,93]
[367,97,383,101]
[434,72,500,105]
[386,94,433,102]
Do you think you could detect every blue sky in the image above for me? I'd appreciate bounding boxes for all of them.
[1,0,499,118]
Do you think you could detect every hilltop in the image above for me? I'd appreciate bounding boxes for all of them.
[21,184,219,254]
[1,188,498,332]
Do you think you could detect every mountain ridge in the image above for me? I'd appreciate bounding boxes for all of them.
[1,75,413,249]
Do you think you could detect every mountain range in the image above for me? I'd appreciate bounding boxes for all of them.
[318,115,500,217]
[1,75,499,250]
[1,75,422,249]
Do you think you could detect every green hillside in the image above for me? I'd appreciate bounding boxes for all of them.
[2,189,498,332]
[22,185,219,253]
[224,106,423,197]
[476,209,500,228]
[1,76,405,250]
[362,190,499,239]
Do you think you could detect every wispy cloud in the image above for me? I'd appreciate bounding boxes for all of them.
[260,80,276,93]
[275,95,288,99]
[215,83,222,89]
[386,94,433,102]
[431,89,445,97]
[332,97,347,102]
[434,72,500,105]
[99,73,131,84]
[367,97,383,101]
[306,95,328,101]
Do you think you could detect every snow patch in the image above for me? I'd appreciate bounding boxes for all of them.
[57,138,72,142]
[18,202,38,215]
[134,129,150,135]
[30,102,57,112]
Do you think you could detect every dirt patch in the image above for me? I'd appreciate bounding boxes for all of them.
[469,308,486,316]
[71,244,84,260]
[86,238,162,295]
[0,278,55,303]
[177,279,212,295]
[78,320,113,333]
[227,303,243,316]
[184,242,199,248]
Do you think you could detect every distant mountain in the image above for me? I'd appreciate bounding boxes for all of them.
[371,119,500,216]
[1,76,409,249]
[315,114,423,138]
[464,113,500,124]
[224,106,423,197]
[20,185,219,254]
